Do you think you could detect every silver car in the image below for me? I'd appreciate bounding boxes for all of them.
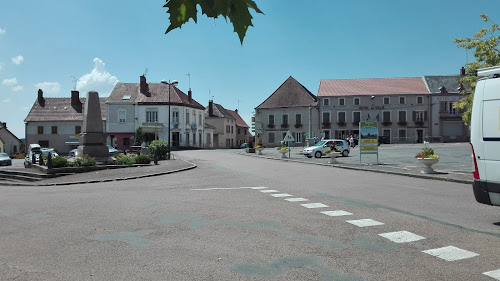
[0,152,12,166]
[303,139,350,158]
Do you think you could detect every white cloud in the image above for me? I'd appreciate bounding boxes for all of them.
[0,28,5,35]
[2,78,17,86]
[2,98,11,103]
[34,82,60,95]
[12,85,23,92]
[76,58,118,96]
[11,55,24,65]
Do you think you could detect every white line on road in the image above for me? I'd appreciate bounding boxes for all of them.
[321,210,353,217]
[260,190,279,193]
[422,246,479,261]
[346,219,384,227]
[483,269,500,280]
[301,203,329,209]
[285,198,309,202]
[378,231,425,243]
[387,183,430,191]
[191,187,255,191]
[271,193,293,198]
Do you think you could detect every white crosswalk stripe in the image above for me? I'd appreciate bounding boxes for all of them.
[422,246,479,261]
[260,190,279,193]
[346,219,384,227]
[284,198,309,202]
[483,269,500,280]
[321,210,353,217]
[378,231,425,243]
[301,203,329,208]
[271,193,293,198]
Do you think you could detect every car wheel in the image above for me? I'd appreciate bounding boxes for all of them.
[314,151,322,158]
[306,156,312,158]
[342,150,349,157]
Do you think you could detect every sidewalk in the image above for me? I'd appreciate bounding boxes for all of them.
[239,143,474,185]
[0,159,196,186]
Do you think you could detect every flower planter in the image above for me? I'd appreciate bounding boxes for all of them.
[327,152,340,164]
[255,147,264,155]
[416,158,439,174]
[279,149,289,158]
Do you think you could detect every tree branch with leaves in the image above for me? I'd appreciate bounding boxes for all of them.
[163,0,264,44]
[454,14,500,125]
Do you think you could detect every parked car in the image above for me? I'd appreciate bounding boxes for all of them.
[0,153,12,166]
[41,148,59,158]
[24,144,42,168]
[68,149,78,157]
[303,139,350,158]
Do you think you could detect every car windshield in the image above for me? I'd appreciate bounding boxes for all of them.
[0,153,8,157]
[315,141,327,146]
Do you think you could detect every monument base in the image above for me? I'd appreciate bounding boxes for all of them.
[77,144,112,164]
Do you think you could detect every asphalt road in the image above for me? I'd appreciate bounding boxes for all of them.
[1,149,499,280]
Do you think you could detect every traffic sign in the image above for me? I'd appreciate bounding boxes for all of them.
[283,130,295,142]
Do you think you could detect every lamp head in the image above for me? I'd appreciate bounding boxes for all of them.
[370,95,375,99]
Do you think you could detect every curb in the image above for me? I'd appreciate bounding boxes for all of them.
[238,152,473,185]
[0,159,197,187]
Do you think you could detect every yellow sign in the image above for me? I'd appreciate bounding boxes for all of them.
[361,146,378,150]
[361,139,377,143]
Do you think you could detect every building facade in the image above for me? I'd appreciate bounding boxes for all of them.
[0,122,21,155]
[205,101,237,149]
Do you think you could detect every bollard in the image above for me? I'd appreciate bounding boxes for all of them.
[47,152,52,169]
[154,147,158,165]
[32,153,36,164]
[39,153,44,166]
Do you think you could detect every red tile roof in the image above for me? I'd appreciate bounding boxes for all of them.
[256,76,317,109]
[227,109,249,128]
[25,98,107,122]
[318,77,428,97]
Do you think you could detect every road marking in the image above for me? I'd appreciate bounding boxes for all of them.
[301,203,329,209]
[321,210,353,217]
[191,187,254,191]
[378,231,425,243]
[250,187,268,190]
[484,269,500,280]
[260,190,279,193]
[422,246,479,261]
[387,183,430,191]
[285,198,309,202]
[346,219,384,227]
[271,193,293,198]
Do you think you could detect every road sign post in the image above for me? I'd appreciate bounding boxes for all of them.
[283,130,295,158]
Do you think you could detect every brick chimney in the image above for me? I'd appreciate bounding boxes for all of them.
[37,89,45,107]
[208,100,214,117]
[140,75,149,95]
[235,109,238,113]
[71,90,82,113]
[460,66,466,76]
[188,89,192,104]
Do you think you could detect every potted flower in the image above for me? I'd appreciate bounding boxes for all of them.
[254,144,265,155]
[415,141,439,174]
[278,143,289,158]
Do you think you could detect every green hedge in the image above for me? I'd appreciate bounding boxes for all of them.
[134,155,151,164]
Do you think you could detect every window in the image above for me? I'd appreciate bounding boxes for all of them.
[173,111,179,123]
[295,132,302,143]
[413,111,427,122]
[269,132,275,144]
[398,111,407,122]
[37,126,44,134]
[199,114,202,125]
[282,114,288,125]
[268,114,275,125]
[186,112,190,124]
[382,111,391,123]
[383,97,390,105]
[338,98,345,106]
[323,98,330,106]
[123,138,130,146]
[118,110,126,123]
[449,102,457,114]
[193,133,196,145]
[338,112,346,123]
[238,128,241,134]
[322,112,331,123]
[51,126,58,134]
[353,112,361,123]
[226,125,230,133]
[186,133,190,145]
[399,96,406,104]
[295,114,302,125]
[75,126,81,134]
[398,129,407,139]
[417,96,424,104]
[231,126,233,134]
[146,110,158,123]
[353,97,360,106]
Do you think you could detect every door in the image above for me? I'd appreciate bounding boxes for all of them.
[172,132,180,147]
[416,129,423,143]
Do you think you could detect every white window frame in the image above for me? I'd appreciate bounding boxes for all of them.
[449,103,457,114]
[172,111,179,123]
[295,132,302,143]
[268,114,275,125]
[399,96,406,105]
[282,114,289,125]
[323,98,330,106]
[146,109,158,123]
[383,97,390,105]
[337,111,346,123]
[415,111,425,122]
[398,129,407,139]
[398,110,407,122]
[382,110,391,123]
[416,96,424,104]
[353,97,360,106]
[118,110,126,123]
[295,113,302,125]
[322,111,331,123]
[338,98,345,106]
[352,111,361,123]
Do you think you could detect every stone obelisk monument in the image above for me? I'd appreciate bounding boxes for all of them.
[77,91,110,163]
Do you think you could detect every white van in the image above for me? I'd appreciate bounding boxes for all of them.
[470,65,500,206]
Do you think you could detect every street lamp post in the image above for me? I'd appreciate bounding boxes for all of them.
[161,80,178,160]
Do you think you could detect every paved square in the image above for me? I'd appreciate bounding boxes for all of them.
[300,203,329,208]
[321,210,353,217]
[378,231,425,243]
[284,198,309,202]
[260,190,279,193]
[484,269,500,280]
[271,193,293,197]
[346,219,384,227]
[422,246,479,261]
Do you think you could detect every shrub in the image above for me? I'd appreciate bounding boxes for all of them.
[113,154,135,165]
[74,154,97,167]
[52,156,69,168]
[148,140,169,160]
[134,155,151,164]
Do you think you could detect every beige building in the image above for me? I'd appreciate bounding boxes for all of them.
[205,101,237,148]
[255,76,319,147]
[227,109,250,147]
[318,77,431,143]
[0,122,21,155]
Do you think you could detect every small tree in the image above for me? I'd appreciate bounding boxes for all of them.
[454,14,500,125]
[135,127,144,145]
[148,140,170,160]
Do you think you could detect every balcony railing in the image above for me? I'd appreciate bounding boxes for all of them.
[382,121,392,126]
[267,124,275,128]
[294,123,303,128]
[337,122,346,126]
[322,122,331,128]
[281,124,289,129]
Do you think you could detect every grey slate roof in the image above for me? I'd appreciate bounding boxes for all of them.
[107,82,205,110]
[25,98,107,122]
[256,76,317,109]
[422,75,462,94]
[205,102,235,119]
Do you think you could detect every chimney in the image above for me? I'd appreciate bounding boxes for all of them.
[71,90,82,113]
[460,66,466,76]
[235,109,238,113]
[208,100,213,117]
[188,89,192,103]
[37,89,45,107]
[0,122,5,128]
[140,75,149,95]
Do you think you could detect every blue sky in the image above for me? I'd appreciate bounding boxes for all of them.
[1,0,498,139]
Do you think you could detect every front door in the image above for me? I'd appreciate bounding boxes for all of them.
[172,132,180,147]
[416,129,423,143]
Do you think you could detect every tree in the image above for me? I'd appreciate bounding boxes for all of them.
[163,0,264,44]
[454,14,500,125]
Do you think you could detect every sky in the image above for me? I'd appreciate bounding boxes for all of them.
[1,0,499,139]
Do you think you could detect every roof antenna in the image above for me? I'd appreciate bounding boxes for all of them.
[186,73,191,90]
[70,76,78,90]
[143,68,148,76]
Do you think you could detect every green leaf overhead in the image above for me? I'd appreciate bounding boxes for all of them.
[164,0,264,44]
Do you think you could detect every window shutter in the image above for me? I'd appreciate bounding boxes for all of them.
[439,102,446,112]
[424,111,428,121]
[412,111,416,122]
